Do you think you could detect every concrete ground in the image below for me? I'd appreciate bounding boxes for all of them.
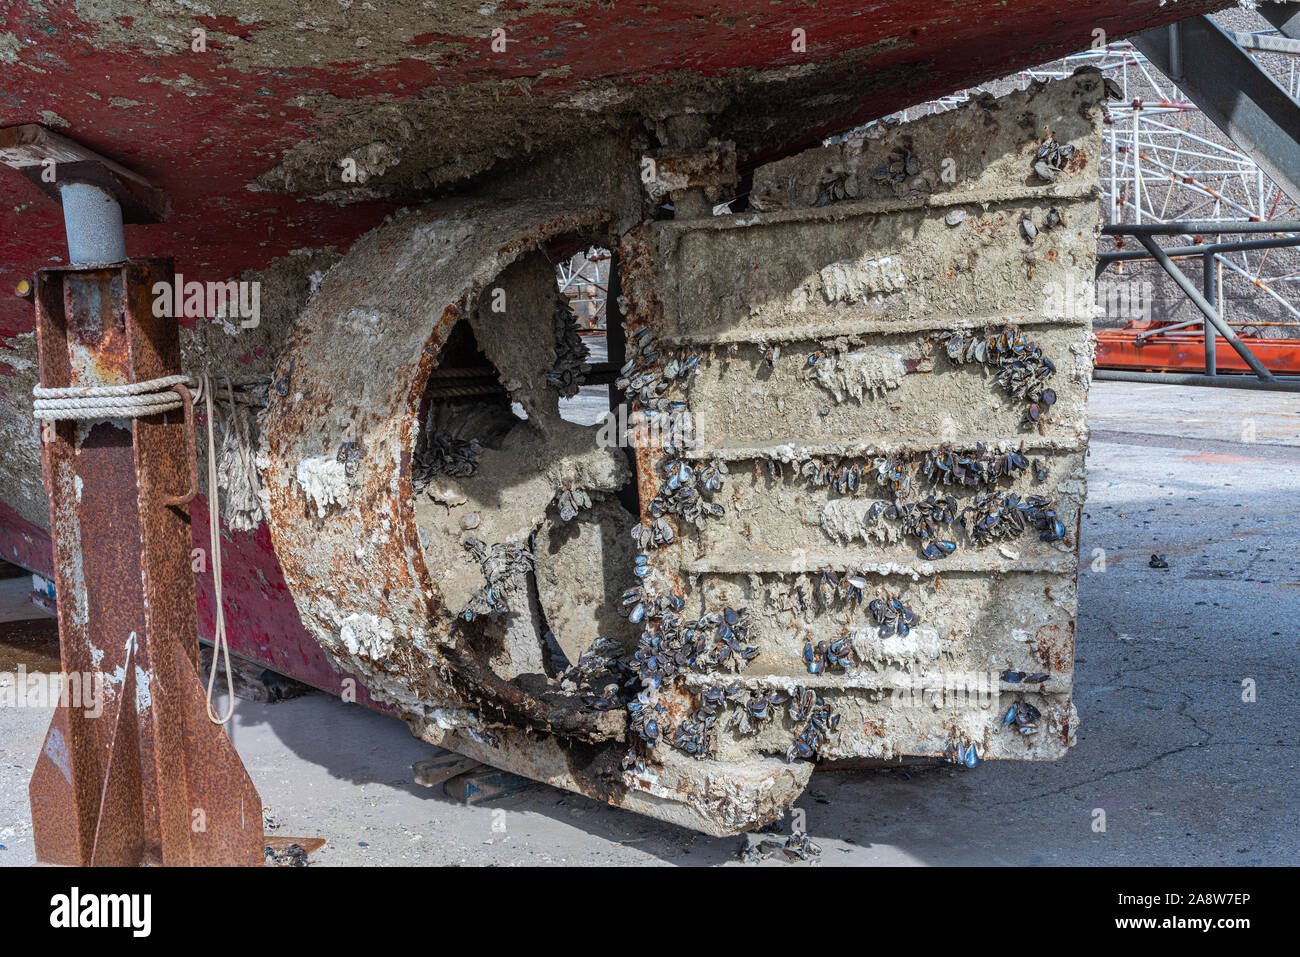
[1,379,1296,866]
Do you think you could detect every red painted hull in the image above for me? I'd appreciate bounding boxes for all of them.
[0,0,1229,342]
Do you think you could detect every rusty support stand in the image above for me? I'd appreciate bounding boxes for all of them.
[26,261,263,865]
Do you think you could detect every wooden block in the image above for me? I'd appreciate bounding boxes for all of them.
[412,753,482,789]
[0,124,171,222]
[443,768,536,806]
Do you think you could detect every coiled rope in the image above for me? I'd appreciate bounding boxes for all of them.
[33,373,246,725]
[32,374,193,419]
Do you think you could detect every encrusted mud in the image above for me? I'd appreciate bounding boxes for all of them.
[811,347,911,402]
[535,500,640,666]
[250,47,917,200]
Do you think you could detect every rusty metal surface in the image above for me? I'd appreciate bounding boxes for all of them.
[1096,328,1300,376]
[259,197,816,834]
[262,200,620,730]
[28,259,263,866]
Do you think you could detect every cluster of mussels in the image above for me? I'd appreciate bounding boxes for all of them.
[621,598,763,767]
[924,490,1064,554]
[869,596,918,637]
[336,440,362,478]
[413,431,483,488]
[809,144,924,208]
[671,708,717,757]
[788,687,841,761]
[813,168,858,206]
[626,602,759,691]
[804,570,923,638]
[1031,136,1077,183]
[959,491,1067,544]
[1001,668,1050,684]
[706,683,789,735]
[671,683,789,758]
[866,495,961,560]
[783,449,1048,558]
[555,486,592,522]
[850,488,1065,558]
[615,326,699,449]
[557,636,628,713]
[460,538,535,621]
[632,457,727,549]
[621,585,675,627]
[872,144,922,184]
[947,738,980,768]
[692,681,841,762]
[627,690,666,750]
[1001,696,1043,737]
[804,636,854,674]
[616,596,845,765]
[936,325,1058,425]
[1020,207,1064,241]
[611,325,845,768]
[742,832,822,863]
[546,299,591,398]
[922,446,1050,487]
[813,568,871,608]
[790,442,1045,501]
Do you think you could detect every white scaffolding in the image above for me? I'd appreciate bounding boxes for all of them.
[556,246,611,330]
[887,30,1300,331]
[1072,39,1296,329]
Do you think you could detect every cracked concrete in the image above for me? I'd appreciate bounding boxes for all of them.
[3,378,1294,864]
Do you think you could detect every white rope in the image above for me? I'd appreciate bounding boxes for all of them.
[34,373,193,398]
[32,374,197,420]
[212,379,266,533]
[203,374,236,725]
[33,394,185,418]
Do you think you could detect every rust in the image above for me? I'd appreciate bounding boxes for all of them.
[263,200,619,737]
[160,383,198,507]
[28,260,262,866]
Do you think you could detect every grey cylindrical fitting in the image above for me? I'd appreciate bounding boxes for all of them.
[59,182,127,266]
